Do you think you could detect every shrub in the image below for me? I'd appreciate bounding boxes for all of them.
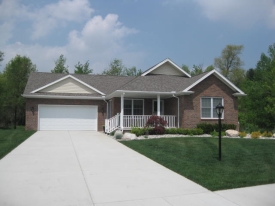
[166,128,178,134]
[154,126,165,134]
[191,128,203,135]
[262,131,273,138]
[164,128,204,135]
[251,131,261,139]
[197,122,237,134]
[211,130,218,137]
[114,131,123,139]
[181,128,192,135]
[110,131,115,136]
[145,115,167,135]
[239,132,247,138]
[131,127,145,137]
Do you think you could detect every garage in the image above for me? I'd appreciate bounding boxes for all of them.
[38,105,98,131]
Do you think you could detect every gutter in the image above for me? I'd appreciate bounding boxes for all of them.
[22,94,105,100]
[172,94,180,128]
[102,96,108,118]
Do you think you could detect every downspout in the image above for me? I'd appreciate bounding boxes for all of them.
[102,96,108,118]
[173,95,180,128]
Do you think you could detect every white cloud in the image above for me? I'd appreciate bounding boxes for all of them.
[0,0,94,41]
[194,0,275,29]
[0,0,143,73]
[31,0,93,39]
[0,0,29,45]
[0,12,142,74]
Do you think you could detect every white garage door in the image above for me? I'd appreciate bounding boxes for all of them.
[39,105,97,131]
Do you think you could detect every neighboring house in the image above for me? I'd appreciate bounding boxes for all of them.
[23,58,246,132]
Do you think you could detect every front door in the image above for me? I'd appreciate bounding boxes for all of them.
[153,100,164,115]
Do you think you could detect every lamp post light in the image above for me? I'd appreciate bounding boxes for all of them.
[215,103,224,161]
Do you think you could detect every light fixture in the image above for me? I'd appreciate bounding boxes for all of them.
[30,106,35,115]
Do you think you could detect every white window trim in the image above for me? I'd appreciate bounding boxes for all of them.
[152,100,164,115]
[124,99,144,115]
[201,97,224,119]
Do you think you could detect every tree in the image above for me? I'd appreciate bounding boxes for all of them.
[123,66,142,76]
[191,64,203,76]
[205,65,215,72]
[51,54,69,74]
[238,43,275,131]
[0,51,4,65]
[74,61,93,74]
[214,45,245,85]
[3,55,37,129]
[102,59,124,76]
[181,64,190,75]
[102,59,141,76]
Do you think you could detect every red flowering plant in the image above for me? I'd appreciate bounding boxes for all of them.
[145,115,167,135]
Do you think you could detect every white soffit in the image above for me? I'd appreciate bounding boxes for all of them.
[31,75,105,95]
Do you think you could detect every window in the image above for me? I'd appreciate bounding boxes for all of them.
[124,99,144,115]
[201,97,223,119]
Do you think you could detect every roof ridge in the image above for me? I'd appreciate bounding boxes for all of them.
[115,75,141,91]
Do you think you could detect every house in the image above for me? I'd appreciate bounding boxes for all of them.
[23,58,246,132]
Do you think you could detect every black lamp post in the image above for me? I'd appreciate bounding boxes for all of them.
[216,103,224,161]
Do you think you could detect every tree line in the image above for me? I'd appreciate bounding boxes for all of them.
[51,54,142,76]
[0,43,274,131]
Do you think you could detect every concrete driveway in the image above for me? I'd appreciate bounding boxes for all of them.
[0,131,274,206]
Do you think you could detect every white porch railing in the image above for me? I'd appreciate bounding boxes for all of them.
[105,115,176,133]
[123,115,176,129]
[105,113,120,134]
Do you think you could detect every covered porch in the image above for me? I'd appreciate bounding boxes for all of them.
[104,91,179,133]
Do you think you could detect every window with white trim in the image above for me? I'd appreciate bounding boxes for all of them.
[201,97,223,119]
[124,99,144,115]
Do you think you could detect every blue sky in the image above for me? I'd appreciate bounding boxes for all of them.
[0,0,274,74]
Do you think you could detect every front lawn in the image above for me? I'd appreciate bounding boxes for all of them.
[0,126,36,159]
[121,137,275,191]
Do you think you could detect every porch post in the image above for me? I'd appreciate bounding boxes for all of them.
[157,94,160,116]
[120,93,125,130]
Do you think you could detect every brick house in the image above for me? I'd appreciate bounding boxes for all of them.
[23,59,246,132]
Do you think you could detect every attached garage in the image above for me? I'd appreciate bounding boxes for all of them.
[38,105,98,131]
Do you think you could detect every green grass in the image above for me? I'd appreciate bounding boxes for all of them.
[121,137,275,191]
[0,126,36,159]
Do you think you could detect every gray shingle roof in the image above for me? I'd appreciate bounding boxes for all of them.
[23,71,214,97]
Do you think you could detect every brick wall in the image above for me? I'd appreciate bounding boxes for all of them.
[25,98,107,131]
[181,74,238,128]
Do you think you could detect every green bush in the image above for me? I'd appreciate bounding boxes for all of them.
[110,131,115,136]
[197,122,236,134]
[251,131,261,139]
[262,131,273,138]
[211,130,218,137]
[165,128,179,134]
[176,128,187,135]
[239,132,247,138]
[131,127,145,137]
[191,128,203,135]
[164,128,203,135]
[114,131,123,139]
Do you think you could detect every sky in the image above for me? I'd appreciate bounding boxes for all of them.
[0,0,275,74]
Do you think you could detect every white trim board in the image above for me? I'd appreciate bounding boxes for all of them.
[183,70,246,96]
[31,75,105,95]
[141,58,191,77]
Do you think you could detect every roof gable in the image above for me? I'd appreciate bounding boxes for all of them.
[31,75,105,95]
[183,70,246,96]
[141,59,191,77]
